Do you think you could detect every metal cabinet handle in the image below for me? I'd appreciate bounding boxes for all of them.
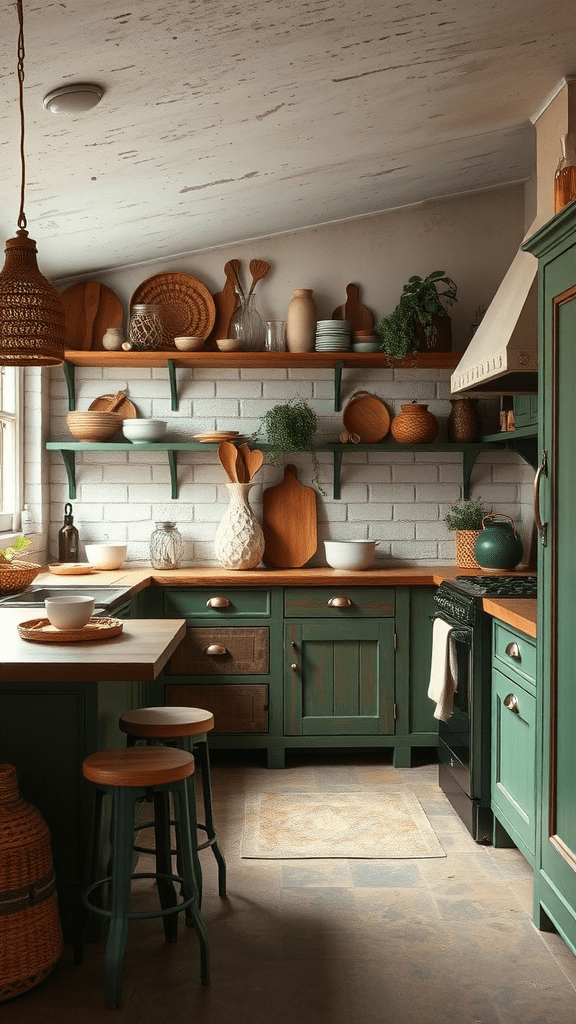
[291,663,298,671]
[206,596,230,609]
[203,644,228,656]
[505,641,521,660]
[328,596,352,608]
[533,450,548,547]
[503,693,519,713]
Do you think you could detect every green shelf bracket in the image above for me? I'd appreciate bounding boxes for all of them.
[167,360,179,411]
[63,361,76,411]
[332,450,343,499]
[334,360,344,412]
[461,448,482,500]
[167,450,178,499]
[59,450,77,500]
[504,437,539,470]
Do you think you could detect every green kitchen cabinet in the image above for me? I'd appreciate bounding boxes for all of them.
[524,204,576,954]
[491,621,537,865]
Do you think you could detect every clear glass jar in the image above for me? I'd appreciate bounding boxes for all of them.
[229,293,264,351]
[129,304,163,350]
[149,521,183,569]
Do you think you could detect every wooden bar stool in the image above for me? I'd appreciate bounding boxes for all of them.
[119,706,226,901]
[76,746,209,1009]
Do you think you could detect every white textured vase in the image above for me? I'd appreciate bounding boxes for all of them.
[286,288,317,352]
[214,483,265,570]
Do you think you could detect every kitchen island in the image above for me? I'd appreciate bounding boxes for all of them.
[0,609,185,925]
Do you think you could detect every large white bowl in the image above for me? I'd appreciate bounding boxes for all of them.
[45,595,95,630]
[85,543,128,570]
[324,540,377,570]
[122,419,166,442]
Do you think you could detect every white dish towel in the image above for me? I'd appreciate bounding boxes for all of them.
[427,617,458,722]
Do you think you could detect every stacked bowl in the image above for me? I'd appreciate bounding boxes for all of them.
[67,410,123,442]
[314,319,350,352]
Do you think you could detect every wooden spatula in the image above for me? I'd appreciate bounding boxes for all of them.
[105,391,127,413]
[247,259,270,297]
[218,441,239,482]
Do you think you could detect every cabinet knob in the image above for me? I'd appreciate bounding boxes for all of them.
[206,596,230,609]
[291,663,298,671]
[504,641,521,660]
[203,644,228,656]
[327,596,352,608]
[503,693,520,713]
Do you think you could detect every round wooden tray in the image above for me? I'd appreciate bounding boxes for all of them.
[89,394,137,418]
[18,617,123,643]
[47,563,94,576]
[342,390,390,442]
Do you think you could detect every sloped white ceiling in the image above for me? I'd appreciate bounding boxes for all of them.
[0,0,573,279]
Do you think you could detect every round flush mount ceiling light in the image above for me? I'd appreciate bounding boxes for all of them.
[43,84,103,115]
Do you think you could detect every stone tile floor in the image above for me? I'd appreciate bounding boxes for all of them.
[3,750,576,1023]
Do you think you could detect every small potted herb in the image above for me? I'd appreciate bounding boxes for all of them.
[375,270,458,360]
[250,397,324,492]
[444,498,491,568]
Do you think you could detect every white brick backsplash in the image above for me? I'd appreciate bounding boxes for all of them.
[242,367,287,380]
[415,484,461,503]
[391,541,438,560]
[394,503,439,521]
[191,398,240,418]
[392,464,438,482]
[369,484,415,502]
[215,380,262,399]
[348,503,392,522]
[103,464,152,483]
[416,522,452,540]
[374,522,415,541]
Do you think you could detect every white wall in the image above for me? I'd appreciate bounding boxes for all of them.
[37,184,535,567]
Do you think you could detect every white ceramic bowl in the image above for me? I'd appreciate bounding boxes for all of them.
[122,419,166,442]
[85,543,128,570]
[324,540,378,570]
[174,336,204,351]
[45,595,95,630]
[216,337,244,352]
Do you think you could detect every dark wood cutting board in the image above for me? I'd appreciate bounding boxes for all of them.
[60,281,124,350]
[262,464,317,568]
[332,283,373,332]
[206,262,239,350]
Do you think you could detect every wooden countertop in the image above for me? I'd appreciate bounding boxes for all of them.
[0,609,186,683]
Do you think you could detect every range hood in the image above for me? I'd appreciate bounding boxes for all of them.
[450,243,539,396]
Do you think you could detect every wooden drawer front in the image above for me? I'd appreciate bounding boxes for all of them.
[167,627,269,675]
[165,683,268,733]
[163,588,271,619]
[284,587,394,618]
[492,621,536,690]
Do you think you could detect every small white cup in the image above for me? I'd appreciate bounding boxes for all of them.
[45,595,95,630]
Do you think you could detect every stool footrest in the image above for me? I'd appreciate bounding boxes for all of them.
[84,871,198,922]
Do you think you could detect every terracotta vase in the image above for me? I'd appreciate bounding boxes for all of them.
[447,397,482,443]
[390,402,439,444]
[214,483,265,570]
[286,289,317,352]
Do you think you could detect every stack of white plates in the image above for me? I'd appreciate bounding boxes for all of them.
[315,319,351,352]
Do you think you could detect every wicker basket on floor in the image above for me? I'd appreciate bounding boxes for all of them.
[455,530,481,569]
[0,560,42,595]
[0,764,63,1002]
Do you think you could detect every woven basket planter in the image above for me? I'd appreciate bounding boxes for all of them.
[0,560,42,596]
[455,530,482,569]
[0,764,63,1002]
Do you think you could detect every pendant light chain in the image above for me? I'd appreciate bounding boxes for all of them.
[16,0,27,232]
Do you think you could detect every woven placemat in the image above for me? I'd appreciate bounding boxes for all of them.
[18,616,123,643]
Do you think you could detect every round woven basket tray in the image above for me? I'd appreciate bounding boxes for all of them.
[17,617,123,643]
[0,560,43,596]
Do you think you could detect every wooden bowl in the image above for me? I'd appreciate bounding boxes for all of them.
[174,336,204,351]
[216,338,244,352]
[67,410,123,443]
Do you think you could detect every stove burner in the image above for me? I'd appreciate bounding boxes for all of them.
[454,575,537,597]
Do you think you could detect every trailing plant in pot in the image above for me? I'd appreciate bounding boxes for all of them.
[250,397,324,492]
[375,270,458,359]
[444,498,492,569]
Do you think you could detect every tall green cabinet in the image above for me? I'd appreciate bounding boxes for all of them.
[524,204,576,955]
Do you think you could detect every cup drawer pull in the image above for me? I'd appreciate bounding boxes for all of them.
[503,693,519,713]
[206,597,230,609]
[203,644,228,656]
[505,641,521,660]
[327,596,352,608]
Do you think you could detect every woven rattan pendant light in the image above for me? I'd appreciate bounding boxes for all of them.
[0,0,65,366]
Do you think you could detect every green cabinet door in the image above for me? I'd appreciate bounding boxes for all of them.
[284,618,395,736]
[491,667,536,863]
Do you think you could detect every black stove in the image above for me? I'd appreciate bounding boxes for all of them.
[453,574,537,597]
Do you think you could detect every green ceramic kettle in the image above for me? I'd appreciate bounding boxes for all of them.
[474,514,524,571]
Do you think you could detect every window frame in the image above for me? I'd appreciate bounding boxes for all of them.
[0,366,24,534]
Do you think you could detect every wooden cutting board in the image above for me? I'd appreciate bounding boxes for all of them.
[262,465,317,568]
[332,283,373,332]
[206,261,239,349]
[60,281,124,350]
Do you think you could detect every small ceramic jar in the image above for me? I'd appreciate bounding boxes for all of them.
[102,327,125,351]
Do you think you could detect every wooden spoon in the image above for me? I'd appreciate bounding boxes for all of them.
[228,258,244,299]
[236,443,252,482]
[218,441,239,482]
[235,447,247,483]
[105,391,127,413]
[247,259,270,297]
[247,448,264,479]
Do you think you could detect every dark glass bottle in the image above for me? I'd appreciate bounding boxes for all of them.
[58,502,79,562]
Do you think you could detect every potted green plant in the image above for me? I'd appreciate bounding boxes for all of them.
[375,270,458,360]
[250,397,324,492]
[444,498,491,568]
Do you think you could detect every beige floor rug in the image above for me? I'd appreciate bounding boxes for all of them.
[241,791,446,859]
